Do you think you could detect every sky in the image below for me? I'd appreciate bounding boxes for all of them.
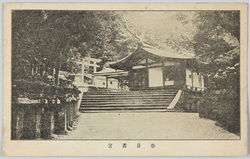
[123,11,197,48]
[119,11,239,55]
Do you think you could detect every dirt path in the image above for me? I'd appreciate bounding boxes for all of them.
[59,112,239,140]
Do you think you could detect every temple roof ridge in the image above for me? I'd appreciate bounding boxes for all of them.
[109,42,205,70]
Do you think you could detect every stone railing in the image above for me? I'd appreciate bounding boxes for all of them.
[11,79,81,140]
[174,88,203,112]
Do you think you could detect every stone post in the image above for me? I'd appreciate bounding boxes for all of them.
[41,102,55,139]
[11,104,25,140]
[22,104,37,139]
[35,104,42,139]
[54,103,67,135]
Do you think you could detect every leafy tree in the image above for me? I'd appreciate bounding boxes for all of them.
[193,11,240,90]
[12,10,136,84]
[193,11,240,133]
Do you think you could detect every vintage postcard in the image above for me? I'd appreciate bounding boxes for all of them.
[3,3,248,156]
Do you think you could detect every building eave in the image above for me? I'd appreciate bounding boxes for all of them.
[109,43,202,70]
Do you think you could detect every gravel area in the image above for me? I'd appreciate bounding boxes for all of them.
[58,112,239,140]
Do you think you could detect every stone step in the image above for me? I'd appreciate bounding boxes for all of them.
[82,95,176,100]
[81,100,172,105]
[80,106,169,110]
[80,105,168,108]
[80,89,178,113]
[79,109,175,113]
[83,91,177,95]
[80,103,170,107]
[82,98,173,101]
[82,94,176,97]
[82,99,174,102]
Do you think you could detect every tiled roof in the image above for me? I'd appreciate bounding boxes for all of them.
[141,44,195,59]
[109,43,201,70]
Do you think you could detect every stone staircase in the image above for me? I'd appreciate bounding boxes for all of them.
[79,89,178,113]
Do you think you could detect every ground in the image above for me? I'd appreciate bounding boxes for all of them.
[57,112,239,140]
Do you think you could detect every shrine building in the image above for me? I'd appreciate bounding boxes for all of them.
[109,43,205,91]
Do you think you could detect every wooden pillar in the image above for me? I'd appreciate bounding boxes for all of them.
[146,53,149,88]
[181,62,187,88]
[106,76,109,89]
[120,76,124,91]
[201,74,204,91]
[128,69,134,90]
[162,61,165,87]
[118,77,121,91]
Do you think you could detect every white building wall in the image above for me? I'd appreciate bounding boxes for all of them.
[108,78,119,90]
[193,72,199,88]
[148,67,163,87]
[93,76,119,90]
[94,76,106,88]
[186,68,204,91]
[201,76,204,88]
[198,74,205,91]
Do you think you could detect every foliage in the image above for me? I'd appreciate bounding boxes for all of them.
[12,10,136,84]
[12,79,81,103]
[193,11,240,92]
[193,11,240,134]
[199,90,240,134]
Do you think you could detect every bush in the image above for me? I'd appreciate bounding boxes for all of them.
[198,89,240,134]
[12,79,81,103]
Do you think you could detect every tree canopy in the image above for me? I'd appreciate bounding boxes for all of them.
[12,10,240,91]
[193,11,240,92]
[12,10,137,84]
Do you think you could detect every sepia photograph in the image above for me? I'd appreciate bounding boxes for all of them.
[3,3,248,156]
